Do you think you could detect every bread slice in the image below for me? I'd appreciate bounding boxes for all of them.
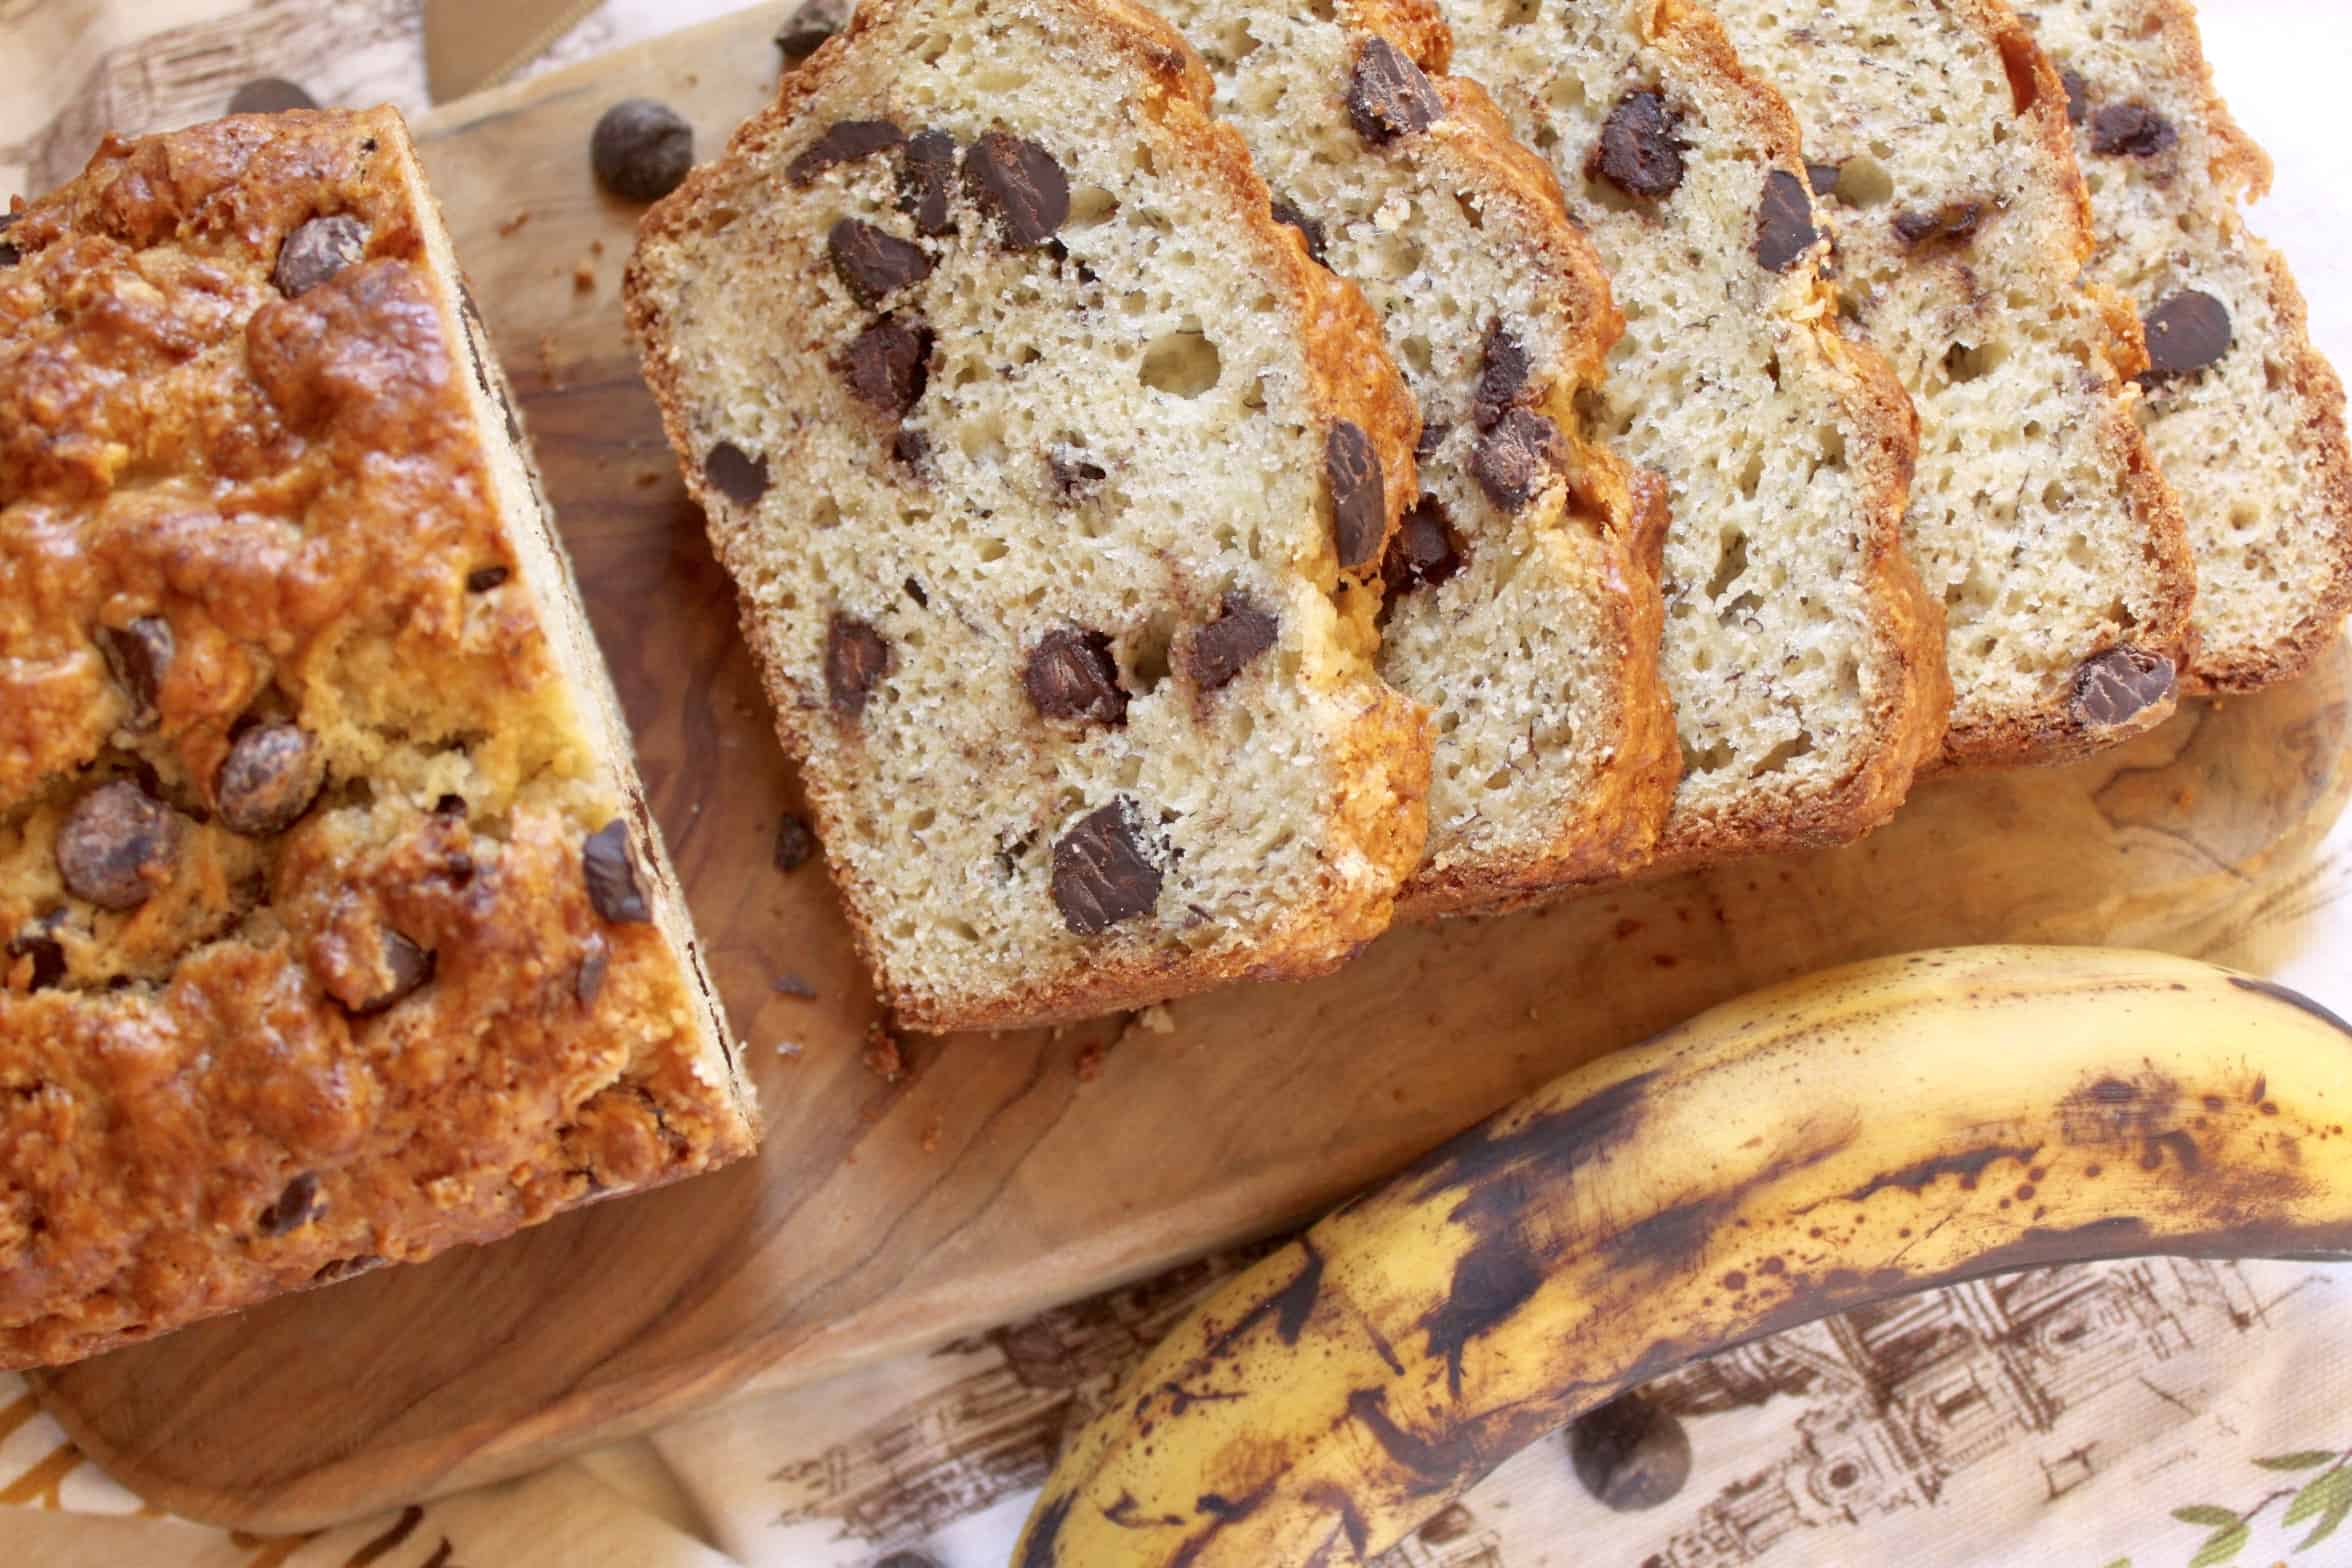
[1144,0,1677,914]
[0,108,756,1368]
[1706,0,2197,765]
[1442,0,1947,868]
[2020,0,2352,693]
[626,0,1431,1031]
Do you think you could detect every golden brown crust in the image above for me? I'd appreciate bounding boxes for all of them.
[0,109,753,1368]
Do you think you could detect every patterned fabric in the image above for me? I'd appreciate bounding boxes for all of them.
[2,3,2349,1566]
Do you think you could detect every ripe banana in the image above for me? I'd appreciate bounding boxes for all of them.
[1015,946,2352,1567]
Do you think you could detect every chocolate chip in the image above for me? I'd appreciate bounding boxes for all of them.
[1473,322,1534,430]
[272,214,368,297]
[465,564,510,592]
[1048,445,1107,499]
[2060,68,2090,126]
[1806,160,1843,196]
[963,132,1069,249]
[2142,290,2231,376]
[1569,1393,1692,1512]
[257,1172,322,1237]
[2090,103,2176,158]
[828,217,935,306]
[582,819,652,924]
[351,928,435,1013]
[2071,646,2176,727]
[1754,169,1820,273]
[1270,197,1329,266]
[1415,420,1449,462]
[1590,91,1685,199]
[704,441,769,506]
[229,77,317,115]
[1471,408,1566,512]
[576,933,610,1007]
[1325,421,1385,569]
[56,779,180,911]
[311,1253,387,1284]
[900,129,959,236]
[775,0,851,61]
[1892,200,1985,250]
[98,616,173,729]
[842,315,932,415]
[1185,595,1278,692]
[216,723,325,837]
[774,812,818,871]
[788,119,905,185]
[591,99,694,201]
[0,213,18,269]
[1025,628,1130,724]
[1050,799,1163,935]
[1347,36,1444,145]
[1383,494,1465,597]
[892,428,932,470]
[434,793,468,817]
[825,614,892,717]
[6,913,67,992]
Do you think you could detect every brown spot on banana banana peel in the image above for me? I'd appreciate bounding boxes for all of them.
[1405,1071,1658,1206]
[1020,1492,1073,1568]
[2232,975,2352,1038]
[1203,1239,1324,1361]
[1300,1483,1369,1560]
[1830,1143,2043,1205]
[1105,1493,1186,1530]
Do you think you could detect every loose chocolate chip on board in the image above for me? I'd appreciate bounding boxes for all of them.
[217,723,326,837]
[825,615,893,717]
[257,1172,323,1237]
[900,130,959,236]
[775,0,851,62]
[1569,1393,1693,1512]
[2142,290,2232,376]
[229,77,317,115]
[704,441,770,505]
[584,819,653,924]
[1269,197,1329,266]
[1471,409,1566,512]
[1473,323,1534,430]
[1346,37,1444,145]
[1325,421,1386,569]
[6,913,67,992]
[963,133,1070,249]
[272,214,368,297]
[2060,68,2091,126]
[1025,628,1130,724]
[1185,595,1278,692]
[56,780,180,911]
[1048,445,1107,499]
[828,218,935,306]
[1754,169,1820,273]
[788,119,905,185]
[1806,161,1843,196]
[842,316,933,415]
[576,932,610,1008]
[1050,799,1163,935]
[1383,495,1465,597]
[352,929,435,1013]
[98,616,174,728]
[1591,91,1685,199]
[774,812,818,871]
[591,99,694,201]
[466,564,510,592]
[2071,646,2176,727]
[1892,201,1986,251]
[2089,103,2176,158]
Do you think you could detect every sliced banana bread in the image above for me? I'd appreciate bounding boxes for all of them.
[1443,0,1947,869]
[1708,0,2197,765]
[626,0,1430,1032]
[1149,0,1677,914]
[2022,0,2352,693]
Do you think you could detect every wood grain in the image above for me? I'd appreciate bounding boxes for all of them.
[31,1,2352,1533]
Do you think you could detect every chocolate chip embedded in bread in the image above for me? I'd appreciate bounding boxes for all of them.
[1050,799,1163,935]
[591,99,694,201]
[2071,646,2176,727]
[256,1172,322,1237]
[892,428,932,471]
[1471,408,1566,512]
[1590,91,1685,199]
[1754,170,1820,273]
[0,213,19,268]
[842,316,933,415]
[827,218,935,307]
[228,77,317,115]
[1269,197,1329,266]
[1025,628,1130,725]
[272,214,368,297]
[465,564,509,592]
[1325,421,1386,570]
[582,819,653,925]
[900,130,959,236]
[349,928,435,1014]
[1806,161,1843,197]
[2060,68,2091,127]
[788,119,906,186]
[311,1253,388,1285]
[1892,201,1985,251]
[6,913,67,993]
[1185,595,1278,693]
[963,132,1070,249]
[217,723,325,836]
[56,779,181,911]
[824,614,892,717]
[1415,420,1450,462]
[2142,290,2232,376]
[704,441,769,506]
[576,932,610,1008]
[2089,103,2176,158]
[773,812,818,872]
[1346,37,1444,146]
[775,0,851,62]
[98,616,174,729]
[1383,495,1465,597]
[1472,322,1534,430]
[1047,444,1107,499]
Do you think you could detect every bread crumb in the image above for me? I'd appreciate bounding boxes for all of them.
[635,469,664,489]
[1074,1043,1105,1083]
[920,1117,943,1154]
[1136,1004,1175,1035]
[497,210,531,237]
[573,261,596,294]
[863,1023,905,1083]
[590,238,606,256]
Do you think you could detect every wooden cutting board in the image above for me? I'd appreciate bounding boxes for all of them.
[30,1,2352,1533]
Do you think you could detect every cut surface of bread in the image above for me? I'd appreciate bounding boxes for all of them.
[627,0,1431,1031]
[1707,0,2197,765]
[1442,0,1946,869]
[1148,0,1677,914]
[0,108,756,1368]
[2022,0,2352,693]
